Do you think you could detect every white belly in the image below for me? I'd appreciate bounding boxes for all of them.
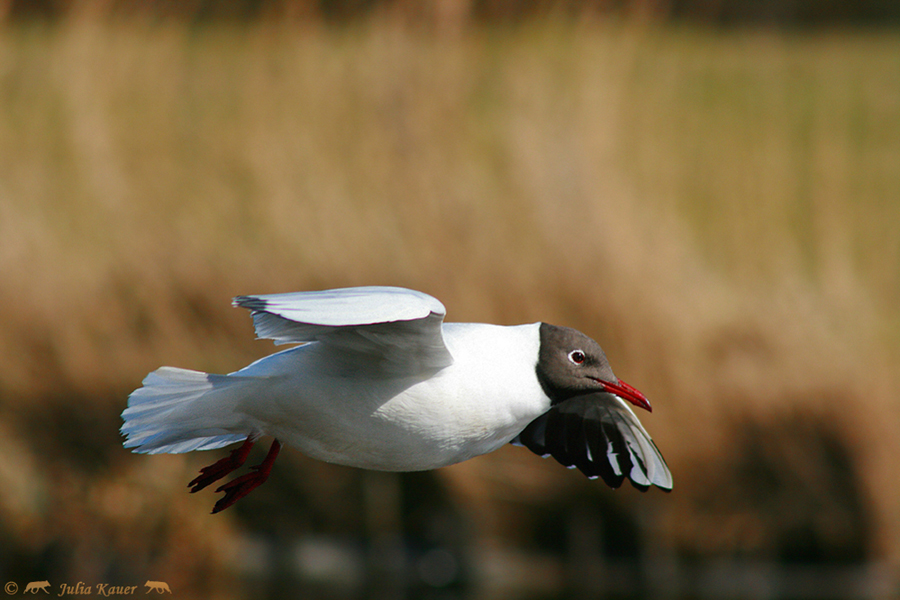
[233,322,551,471]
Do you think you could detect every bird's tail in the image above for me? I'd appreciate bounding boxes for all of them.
[121,367,254,454]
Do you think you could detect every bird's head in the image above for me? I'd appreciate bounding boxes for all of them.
[536,323,651,411]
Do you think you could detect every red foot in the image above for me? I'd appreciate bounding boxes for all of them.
[210,439,282,514]
[188,437,255,493]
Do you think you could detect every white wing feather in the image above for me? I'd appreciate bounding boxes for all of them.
[236,286,445,330]
[233,286,453,375]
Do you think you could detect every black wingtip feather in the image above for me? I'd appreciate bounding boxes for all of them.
[514,392,671,492]
[233,295,269,311]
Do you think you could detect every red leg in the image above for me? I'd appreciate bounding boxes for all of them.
[210,439,282,514]
[188,437,255,493]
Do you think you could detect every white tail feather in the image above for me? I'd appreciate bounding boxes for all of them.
[121,367,252,454]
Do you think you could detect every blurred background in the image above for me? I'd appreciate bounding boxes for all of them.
[1,1,899,598]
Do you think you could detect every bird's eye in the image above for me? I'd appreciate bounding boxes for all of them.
[568,350,586,365]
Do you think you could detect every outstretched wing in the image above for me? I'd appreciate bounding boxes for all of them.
[233,286,453,375]
[513,392,672,491]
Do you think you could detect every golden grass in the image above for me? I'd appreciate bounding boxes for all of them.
[2,17,900,596]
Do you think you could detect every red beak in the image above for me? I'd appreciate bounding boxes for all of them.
[596,378,652,412]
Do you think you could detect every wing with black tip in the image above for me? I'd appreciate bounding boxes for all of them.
[513,392,672,491]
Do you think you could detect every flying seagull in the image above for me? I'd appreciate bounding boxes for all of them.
[121,286,671,513]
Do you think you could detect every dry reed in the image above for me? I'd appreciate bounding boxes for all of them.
[1,17,899,598]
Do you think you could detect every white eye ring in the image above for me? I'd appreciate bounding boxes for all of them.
[568,350,586,365]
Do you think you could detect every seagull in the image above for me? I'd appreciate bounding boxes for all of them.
[121,286,671,513]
